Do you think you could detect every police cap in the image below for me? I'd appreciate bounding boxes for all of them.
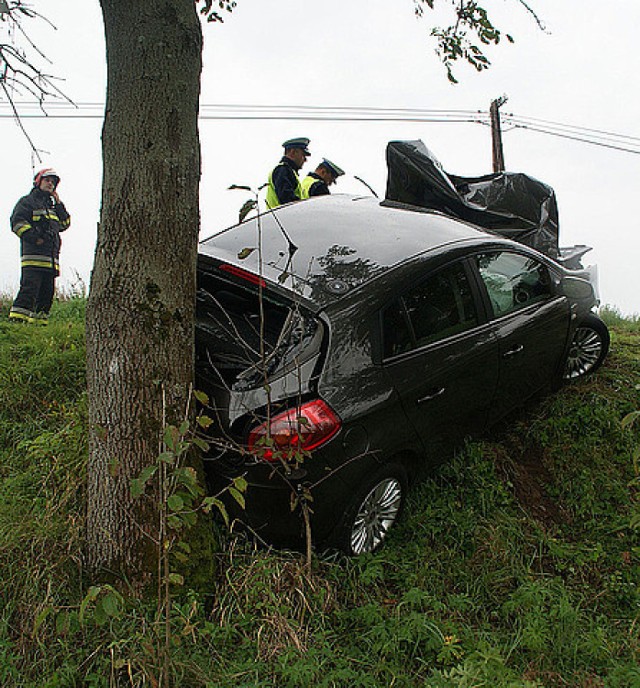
[320,158,345,180]
[282,137,311,156]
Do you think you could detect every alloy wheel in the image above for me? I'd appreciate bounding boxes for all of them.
[350,477,403,555]
[564,325,604,379]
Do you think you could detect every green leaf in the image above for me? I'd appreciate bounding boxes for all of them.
[197,415,214,429]
[183,511,197,526]
[239,201,258,223]
[94,604,108,626]
[233,475,248,492]
[158,451,175,464]
[192,437,210,452]
[101,592,122,618]
[139,464,158,485]
[175,440,191,456]
[167,494,184,512]
[164,425,179,451]
[202,496,229,522]
[79,586,101,625]
[178,420,190,436]
[193,389,210,405]
[237,246,256,260]
[229,487,246,510]
[167,514,184,530]
[173,469,195,493]
[621,410,640,429]
[168,573,184,586]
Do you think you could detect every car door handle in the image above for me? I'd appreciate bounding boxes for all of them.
[417,387,446,404]
[502,344,524,358]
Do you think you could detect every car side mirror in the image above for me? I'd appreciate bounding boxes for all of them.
[559,276,594,301]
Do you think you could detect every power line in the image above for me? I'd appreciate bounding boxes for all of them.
[504,112,640,143]
[502,113,640,152]
[1,100,639,153]
[508,122,640,155]
[0,101,489,123]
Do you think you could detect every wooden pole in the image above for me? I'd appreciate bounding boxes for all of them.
[490,97,507,172]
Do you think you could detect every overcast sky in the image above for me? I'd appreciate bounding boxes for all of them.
[1,0,639,314]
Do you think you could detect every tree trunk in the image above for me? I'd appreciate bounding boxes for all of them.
[86,0,202,583]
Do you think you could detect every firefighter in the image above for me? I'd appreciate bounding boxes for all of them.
[266,137,311,209]
[300,158,345,199]
[8,168,71,325]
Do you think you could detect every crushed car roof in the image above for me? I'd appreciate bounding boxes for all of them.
[199,194,493,308]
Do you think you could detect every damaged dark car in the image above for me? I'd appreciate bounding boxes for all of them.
[195,144,609,556]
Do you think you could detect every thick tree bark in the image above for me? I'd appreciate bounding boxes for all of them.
[86,0,202,582]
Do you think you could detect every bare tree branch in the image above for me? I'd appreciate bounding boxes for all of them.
[0,1,73,155]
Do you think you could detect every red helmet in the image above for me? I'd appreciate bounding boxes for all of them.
[34,168,60,188]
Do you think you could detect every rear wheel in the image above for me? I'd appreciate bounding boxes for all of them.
[563,313,610,380]
[330,463,407,556]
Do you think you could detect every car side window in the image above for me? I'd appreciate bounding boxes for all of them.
[475,252,552,318]
[382,262,478,358]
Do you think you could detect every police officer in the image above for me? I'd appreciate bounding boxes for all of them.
[266,137,311,209]
[300,158,345,199]
[9,168,71,324]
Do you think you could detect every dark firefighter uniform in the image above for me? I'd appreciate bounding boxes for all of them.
[9,178,71,324]
[266,137,311,209]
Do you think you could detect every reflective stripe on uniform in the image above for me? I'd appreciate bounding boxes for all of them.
[13,221,32,237]
[20,255,59,270]
[9,307,33,321]
[30,313,49,326]
[32,211,60,222]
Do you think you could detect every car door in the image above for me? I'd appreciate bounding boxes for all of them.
[471,250,571,424]
[380,259,500,466]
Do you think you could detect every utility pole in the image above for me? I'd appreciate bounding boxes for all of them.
[490,96,508,173]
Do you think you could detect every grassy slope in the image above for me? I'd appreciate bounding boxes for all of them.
[0,300,638,687]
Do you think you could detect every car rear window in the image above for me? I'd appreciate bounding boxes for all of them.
[196,268,319,387]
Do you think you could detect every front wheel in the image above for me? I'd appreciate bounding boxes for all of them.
[563,313,610,380]
[329,463,407,556]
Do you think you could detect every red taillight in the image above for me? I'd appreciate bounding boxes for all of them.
[219,263,266,288]
[247,400,341,462]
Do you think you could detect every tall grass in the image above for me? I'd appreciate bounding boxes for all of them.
[0,300,638,686]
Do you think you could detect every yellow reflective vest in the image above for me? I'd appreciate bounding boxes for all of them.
[300,174,321,200]
[266,161,302,209]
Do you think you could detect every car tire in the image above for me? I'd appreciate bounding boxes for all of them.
[329,463,408,556]
[563,313,610,380]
